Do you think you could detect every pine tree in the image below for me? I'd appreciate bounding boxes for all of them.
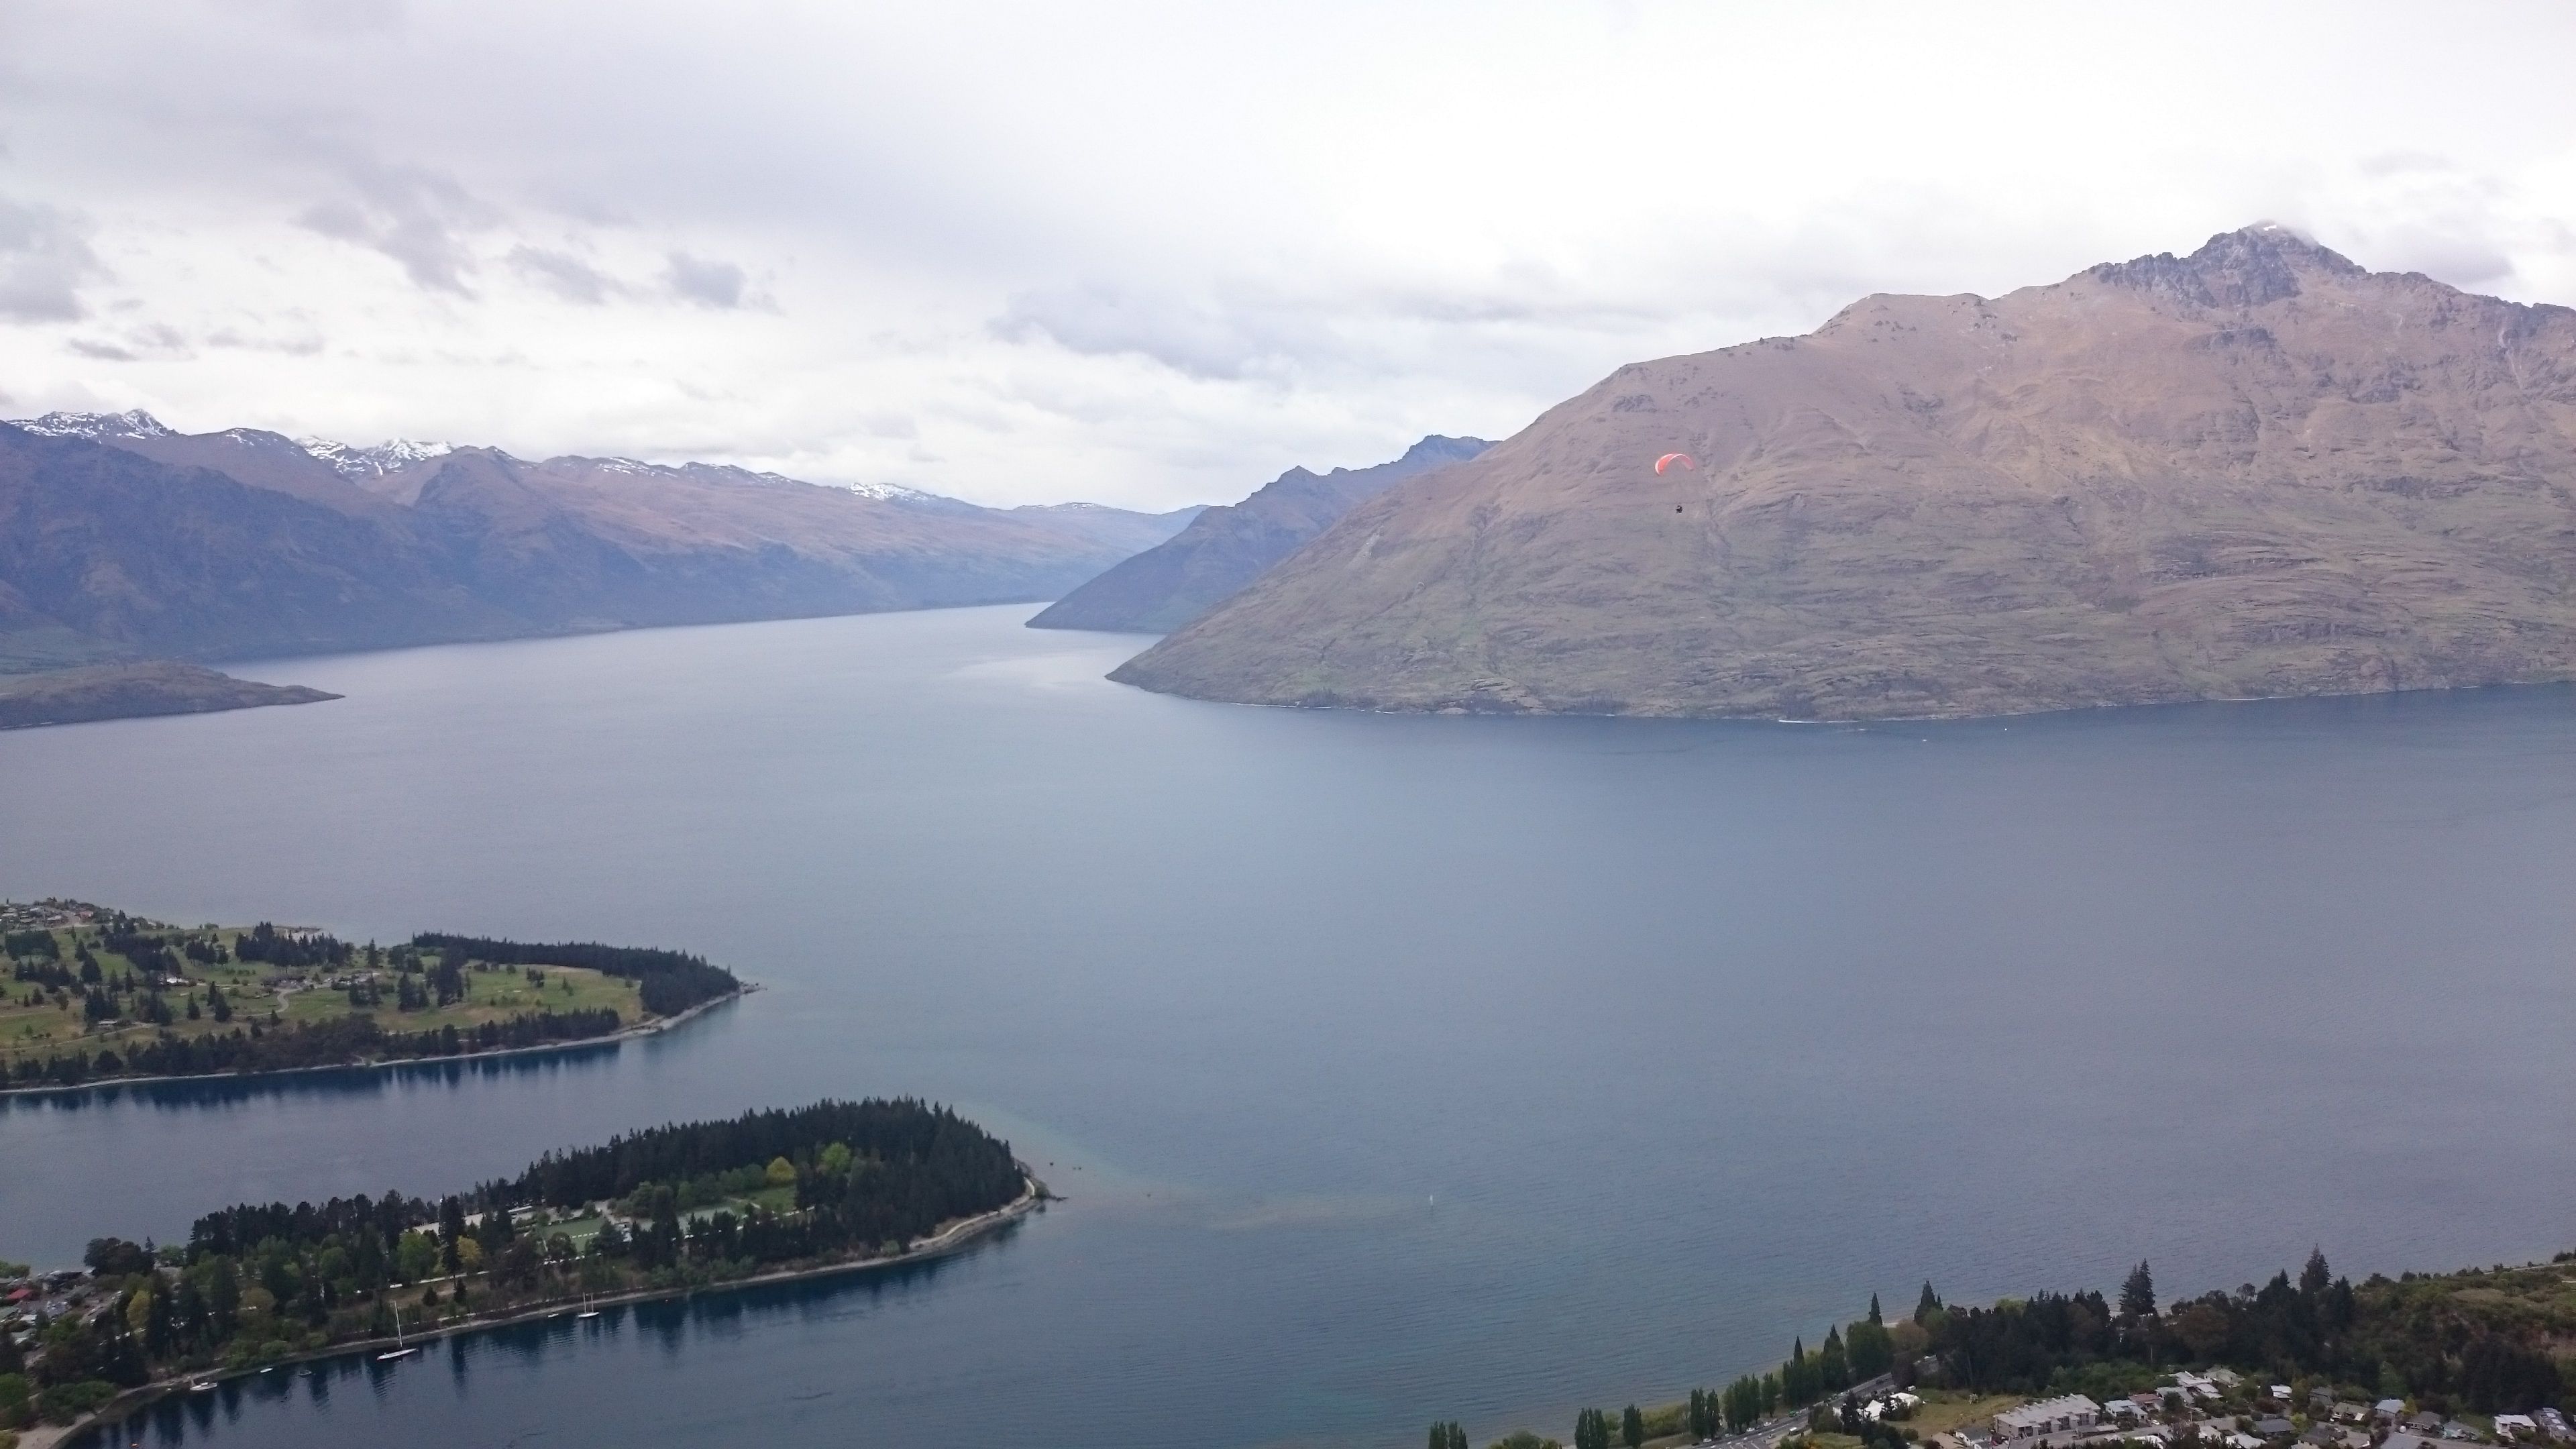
[1869,1293,1884,1325]
[1821,1326,1850,1391]
[2121,1261,2157,1318]
[1915,1281,1942,1324]
[1623,1403,1645,1448]
[2300,1248,2332,1298]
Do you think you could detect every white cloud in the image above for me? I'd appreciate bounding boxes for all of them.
[0,195,103,321]
[0,0,2573,508]
[508,244,621,305]
[294,160,493,294]
[663,252,761,311]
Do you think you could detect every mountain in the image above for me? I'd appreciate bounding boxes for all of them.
[1114,226,2576,719]
[1028,435,1491,633]
[0,417,1203,694]
[295,435,455,480]
[0,427,511,664]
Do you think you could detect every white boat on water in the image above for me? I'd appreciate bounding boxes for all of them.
[186,1380,215,1393]
[375,1346,417,1362]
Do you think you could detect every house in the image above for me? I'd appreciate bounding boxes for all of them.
[2270,1388,2295,1406]
[2333,1403,2369,1423]
[2532,1409,2569,1442]
[2312,1391,2339,1414]
[2412,1414,2446,1435]
[2302,1428,2341,1448]
[1994,1395,2104,1442]
[2255,1418,2296,1439]
[1865,1393,1923,1422]
[2379,1402,2410,1424]
[2212,1371,2245,1389]
[2440,1421,2481,1442]
[2107,1401,2146,1422]
[2493,1416,2538,1442]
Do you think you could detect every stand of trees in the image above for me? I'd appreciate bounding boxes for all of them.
[1912,1251,2572,1415]
[231,923,352,970]
[5,1007,625,1086]
[409,934,737,1016]
[12,1101,1022,1428]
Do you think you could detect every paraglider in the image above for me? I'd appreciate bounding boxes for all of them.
[1654,452,1697,474]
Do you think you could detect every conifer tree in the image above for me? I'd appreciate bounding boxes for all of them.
[2121,1261,2157,1318]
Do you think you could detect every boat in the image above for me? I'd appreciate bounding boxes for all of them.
[576,1291,600,1320]
[187,1379,215,1393]
[374,1346,417,1362]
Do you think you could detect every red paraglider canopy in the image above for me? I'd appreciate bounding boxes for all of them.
[1654,452,1697,474]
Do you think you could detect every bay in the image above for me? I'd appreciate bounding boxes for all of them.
[3,604,2573,1448]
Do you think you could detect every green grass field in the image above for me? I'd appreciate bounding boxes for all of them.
[2,921,644,1072]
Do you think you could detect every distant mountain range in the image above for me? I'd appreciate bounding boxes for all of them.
[1113,225,2576,719]
[1026,435,1490,633]
[0,411,1201,679]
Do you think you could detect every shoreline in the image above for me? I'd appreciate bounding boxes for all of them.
[15,1172,1046,1449]
[0,985,752,1103]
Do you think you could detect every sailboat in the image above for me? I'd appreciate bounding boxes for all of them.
[576,1291,600,1320]
[375,1305,418,1360]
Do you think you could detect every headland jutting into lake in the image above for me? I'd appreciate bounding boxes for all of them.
[3,900,745,1095]
[1,1099,1040,1443]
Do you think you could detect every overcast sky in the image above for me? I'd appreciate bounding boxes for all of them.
[3,1,2573,509]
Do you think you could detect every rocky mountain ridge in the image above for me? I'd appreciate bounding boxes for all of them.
[1028,435,1491,633]
[1114,225,2576,719]
[0,416,1200,681]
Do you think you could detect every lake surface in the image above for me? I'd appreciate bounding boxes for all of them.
[4,605,2573,1449]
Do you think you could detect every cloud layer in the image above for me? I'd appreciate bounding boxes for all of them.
[2,0,2574,508]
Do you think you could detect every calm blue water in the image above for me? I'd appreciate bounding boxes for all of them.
[3,605,2573,1449]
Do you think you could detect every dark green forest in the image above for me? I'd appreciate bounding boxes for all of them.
[408,933,737,1016]
[3,1100,1027,1429]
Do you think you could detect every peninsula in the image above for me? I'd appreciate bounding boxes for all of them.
[1,900,744,1091]
[0,663,337,731]
[0,1099,1039,1440]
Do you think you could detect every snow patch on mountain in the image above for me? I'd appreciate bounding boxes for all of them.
[9,409,177,441]
[296,436,456,478]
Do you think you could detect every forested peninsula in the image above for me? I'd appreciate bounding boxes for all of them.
[2,901,743,1091]
[0,1099,1038,1435]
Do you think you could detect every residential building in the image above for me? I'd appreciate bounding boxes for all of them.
[1994,1395,2103,1443]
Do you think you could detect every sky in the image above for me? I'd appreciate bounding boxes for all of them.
[3,0,2575,511]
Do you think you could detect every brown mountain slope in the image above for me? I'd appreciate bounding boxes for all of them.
[1028,435,1491,633]
[1114,225,2576,719]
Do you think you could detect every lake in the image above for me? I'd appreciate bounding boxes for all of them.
[4,604,2573,1448]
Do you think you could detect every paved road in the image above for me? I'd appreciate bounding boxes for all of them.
[1714,1374,1899,1449]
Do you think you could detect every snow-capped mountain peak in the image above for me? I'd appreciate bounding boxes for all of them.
[9,409,177,441]
[295,436,456,478]
[843,479,936,502]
